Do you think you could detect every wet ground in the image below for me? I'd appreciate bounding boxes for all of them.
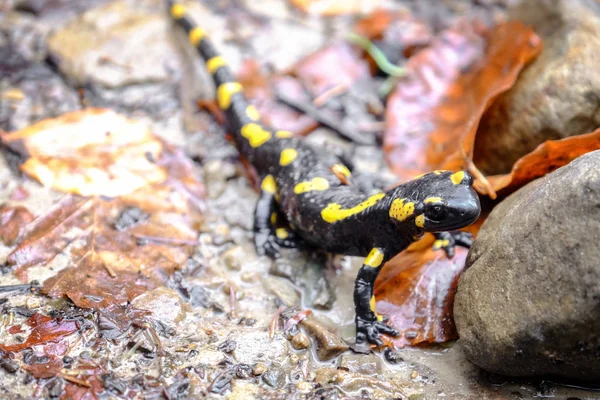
[0,0,599,399]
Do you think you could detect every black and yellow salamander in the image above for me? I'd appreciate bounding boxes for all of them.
[166,1,481,348]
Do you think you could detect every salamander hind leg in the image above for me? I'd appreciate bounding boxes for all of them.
[253,175,304,258]
[352,247,400,352]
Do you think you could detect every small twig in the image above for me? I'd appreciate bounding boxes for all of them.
[228,285,237,319]
[276,90,375,145]
[132,234,200,246]
[60,374,91,388]
[269,306,285,340]
[466,158,496,200]
[313,84,348,107]
[0,283,38,293]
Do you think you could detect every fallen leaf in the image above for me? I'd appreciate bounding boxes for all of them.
[0,313,78,352]
[480,129,600,196]
[1,108,167,197]
[290,0,381,16]
[374,221,483,347]
[292,41,370,97]
[61,364,105,400]
[0,205,35,245]
[3,109,204,313]
[23,354,63,378]
[384,20,542,180]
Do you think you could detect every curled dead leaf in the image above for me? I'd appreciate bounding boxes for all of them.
[384,20,542,181]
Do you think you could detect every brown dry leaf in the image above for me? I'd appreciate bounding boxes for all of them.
[1,108,167,197]
[0,313,79,352]
[0,205,34,245]
[384,21,542,181]
[290,0,381,16]
[478,129,600,196]
[3,109,204,311]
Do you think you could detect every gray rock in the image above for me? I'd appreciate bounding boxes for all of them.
[455,150,600,381]
[473,0,600,174]
[262,364,286,389]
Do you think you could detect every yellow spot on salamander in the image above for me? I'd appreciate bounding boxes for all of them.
[332,164,351,178]
[280,148,297,166]
[170,3,186,19]
[434,239,450,249]
[261,175,277,194]
[294,177,329,194]
[241,123,271,148]
[206,56,226,73]
[275,228,289,240]
[321,193,385,223]
[451,171,466,185]
[364,248,384,268]
[270,213,277,225]
[246,105,260,121]
[415,214,425,228]
[217,82,243,110]
[389,198,415,221]
[189,27,206,46]
[425,197,442,204]
[275,130,293,138]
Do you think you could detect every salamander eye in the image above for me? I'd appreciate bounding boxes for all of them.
[426,204,446,221]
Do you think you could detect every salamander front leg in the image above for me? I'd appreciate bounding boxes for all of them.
[352,247,399,351]
[433,231,473,258]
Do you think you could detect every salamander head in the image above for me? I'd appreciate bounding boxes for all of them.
[387,170,481,233]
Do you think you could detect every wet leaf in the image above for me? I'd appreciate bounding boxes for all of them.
[0,205,34,245]
[384,21,542,180]
[23,354,63,378]
[480,129,600,196]
[3,109,204,313]
[61,364,105,400]
[289,0,382,16]
[375,221,482,347]
[0,313,78,352]
[1,108,167,197]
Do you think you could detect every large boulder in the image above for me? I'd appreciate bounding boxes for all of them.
[455,150,600,381]
[473,0,600,174]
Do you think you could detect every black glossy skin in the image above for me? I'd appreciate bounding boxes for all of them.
[167,1,481,349]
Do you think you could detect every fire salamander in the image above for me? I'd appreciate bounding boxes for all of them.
[166,1,481,349]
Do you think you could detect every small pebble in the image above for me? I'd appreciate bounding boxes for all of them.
[289,354,299,365]
[291,332,310,350]
[410,370,419,379]
[296,381,312,392]
[253,363,267,376]
[262,365,286,388]
[0,358,19,373]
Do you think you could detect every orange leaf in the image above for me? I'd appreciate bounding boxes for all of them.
[481,129,600,196]
[0,313,78,352]
[384,20,542,180]
[374,222,483,347]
